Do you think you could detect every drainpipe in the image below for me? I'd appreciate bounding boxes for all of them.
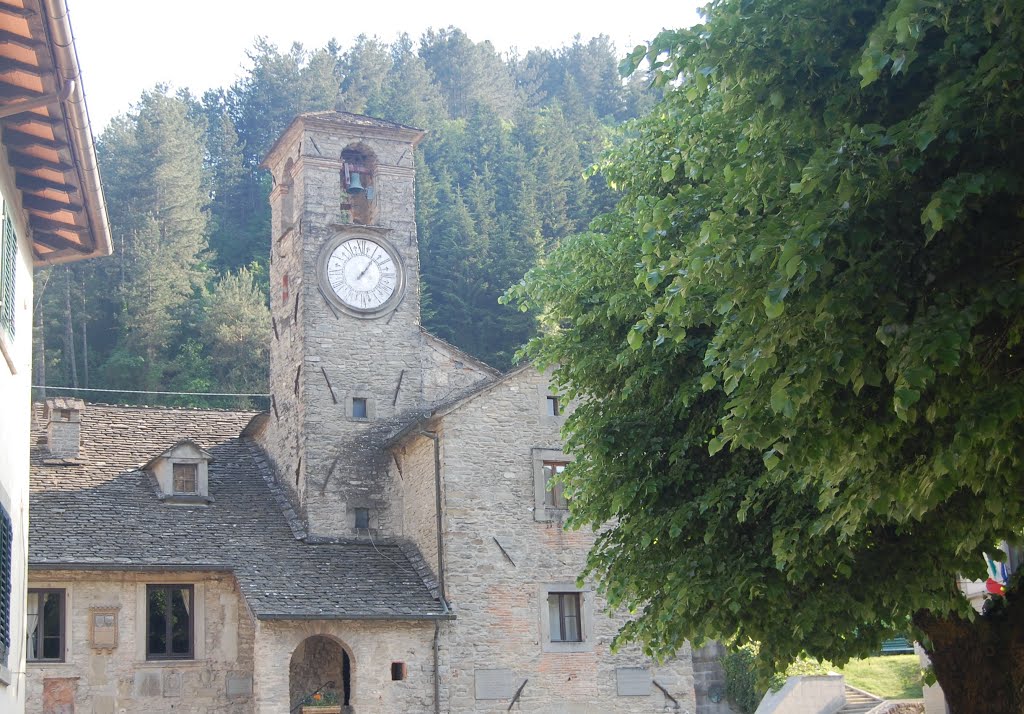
[39,0,112,258]
[418,429,447,714]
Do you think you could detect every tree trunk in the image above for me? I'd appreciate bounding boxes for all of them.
[64,267,77,388]
[915,590,1024,714]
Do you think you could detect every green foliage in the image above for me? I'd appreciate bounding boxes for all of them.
[839,655,924,700]
[36,28,656,401]
[722,645,761,713]
[509,0,1024,695]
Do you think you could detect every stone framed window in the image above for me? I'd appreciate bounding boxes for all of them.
[26,589,65,661]
[172,463,198,494]
[538,582,594,653]
[532,448,571,522]
[146,584,194,660]
[545,395,561,416]
[547,591,582,642]
[352,397,368,419]
[345,390,376,421]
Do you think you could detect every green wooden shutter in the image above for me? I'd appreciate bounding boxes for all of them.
[0,199,16,340]
[0,503,12,666]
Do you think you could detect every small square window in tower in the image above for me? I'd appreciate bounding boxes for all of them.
[354,508,370,529]
[352,397,368,419]
[341,147,378,225]
[546,395,561,416]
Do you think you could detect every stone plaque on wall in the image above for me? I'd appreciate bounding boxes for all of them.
[42,677,77,713]
[475,668,516,700]
[163,671,182,697]
[226,672,253,698]
[616,667,652,696]
[88,607,119,650]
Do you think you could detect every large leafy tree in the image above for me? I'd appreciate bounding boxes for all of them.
[508,1,1024,711]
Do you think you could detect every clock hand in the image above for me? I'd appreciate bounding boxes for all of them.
[356,258,372,280]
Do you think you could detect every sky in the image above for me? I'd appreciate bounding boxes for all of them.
[66,0,705,132]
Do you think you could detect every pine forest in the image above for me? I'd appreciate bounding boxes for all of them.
[31,29,657,408]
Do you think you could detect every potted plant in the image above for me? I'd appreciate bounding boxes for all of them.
[300,690,342,714]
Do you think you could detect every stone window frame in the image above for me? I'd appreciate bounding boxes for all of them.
[538,384,567,426]
[135,580,206,663]
[538,582,594,653]
[26,588,66,662]
[345,389,376,421]
[532,448,571,522]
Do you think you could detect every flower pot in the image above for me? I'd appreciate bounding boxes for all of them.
[301,707,342,714]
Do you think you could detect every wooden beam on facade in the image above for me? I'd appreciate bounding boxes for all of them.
[32,231,89,253]
[3,128,66,151]
[0,81,44,102]
[23,194,81,214]
[7,150,72,172]
[0,57,45,76]
[16,172,77,194]
[0,29,43,50]
[1,111,60,128]
[29,215,88,234]
[0,2,37,18]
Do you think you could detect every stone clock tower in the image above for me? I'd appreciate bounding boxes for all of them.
[259,112,429,539]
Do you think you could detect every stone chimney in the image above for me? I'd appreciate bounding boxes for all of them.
[45,397,85,459]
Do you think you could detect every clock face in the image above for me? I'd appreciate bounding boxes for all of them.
[320,235,405,317]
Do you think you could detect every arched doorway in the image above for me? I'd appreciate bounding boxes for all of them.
[289,635,352,711]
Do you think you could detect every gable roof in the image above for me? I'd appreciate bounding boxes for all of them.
[261,111,426,170]
[29,403,449,620]
[384,361,538,447]
[140,438,213,470]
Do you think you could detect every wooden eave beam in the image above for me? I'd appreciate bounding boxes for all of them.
[23,194,82,214]
[3,128,66,151]
[33,231,89,253]
[16,172,77,194]
[29,215,87,234]
[1,111,60,128]
[0,80,44,102]
[0,57,44,76]
[0,29,42,50]
[7,150,71,172]
[0,2,37,18]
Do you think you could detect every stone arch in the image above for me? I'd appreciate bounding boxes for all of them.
[289,634,354,711]
[340,144,378,225]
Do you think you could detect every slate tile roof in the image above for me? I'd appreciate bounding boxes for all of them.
[29,403,448,620]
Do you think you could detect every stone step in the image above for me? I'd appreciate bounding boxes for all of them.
[839,684,883,713]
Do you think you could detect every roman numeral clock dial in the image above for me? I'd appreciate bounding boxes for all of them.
[318,234,406,318]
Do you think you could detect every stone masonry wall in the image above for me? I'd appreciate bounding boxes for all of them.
[252,618,436,713]
[25,570,255,714]
[259,138,308,516]
[263,117,443,543]
[397,432,440,584]
[433,366,697,713]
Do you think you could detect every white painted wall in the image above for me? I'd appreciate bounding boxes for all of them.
[0,155,34,714]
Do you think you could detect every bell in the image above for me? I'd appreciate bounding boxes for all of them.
[347,171,365,194]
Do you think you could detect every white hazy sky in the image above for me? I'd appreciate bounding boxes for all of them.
[65,0,705,132]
